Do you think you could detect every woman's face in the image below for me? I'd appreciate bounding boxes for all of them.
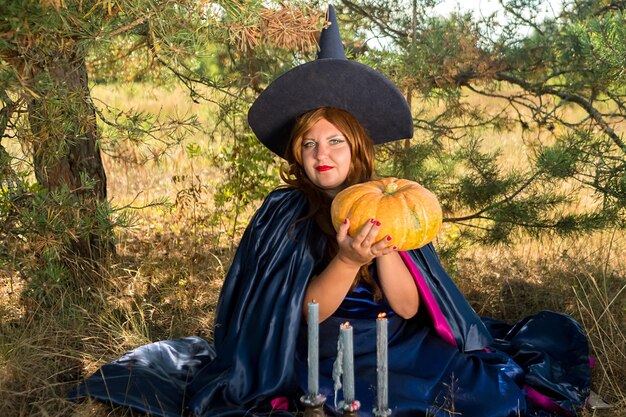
[300,118,352,195]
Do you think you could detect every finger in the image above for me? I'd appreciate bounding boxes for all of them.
[374,234,394,249]
[353,218,376,243]
[361,219,382,247]
[377,243,398,257]
[336,218,350,242]
[372,234,393,253]
[382,248,397,257]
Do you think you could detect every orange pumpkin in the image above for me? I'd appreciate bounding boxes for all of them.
[330,177,442,251]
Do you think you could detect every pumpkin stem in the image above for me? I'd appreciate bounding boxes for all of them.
[384,181,398,195]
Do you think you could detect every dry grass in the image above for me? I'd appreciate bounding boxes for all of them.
[0,207,228,417]
[452,231,626,414]
[1,83,624,417]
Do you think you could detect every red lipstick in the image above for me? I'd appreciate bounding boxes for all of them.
[315,165,333,172]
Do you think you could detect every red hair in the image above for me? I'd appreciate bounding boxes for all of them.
[282,107,375,187]
[281,107,381,299]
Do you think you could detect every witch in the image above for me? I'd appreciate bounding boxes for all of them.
[71,5,592,417]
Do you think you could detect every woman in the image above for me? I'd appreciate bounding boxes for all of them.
[72,6,591,417]
[276,106,589,417]
[283,108,418,323]
[286,106,522,416]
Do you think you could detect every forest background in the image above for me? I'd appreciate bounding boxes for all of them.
[0,0,624,416]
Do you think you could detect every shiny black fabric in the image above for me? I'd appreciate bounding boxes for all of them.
[185,188,322,413]
[70,188,591,416]
[402,246,494,351]
[483,312,592,415]
[295,282,591,417]
[296,312,528,417]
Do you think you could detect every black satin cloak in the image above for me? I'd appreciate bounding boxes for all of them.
[70,187,590,416]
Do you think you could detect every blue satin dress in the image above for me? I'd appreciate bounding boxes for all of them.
[294,267,558,417]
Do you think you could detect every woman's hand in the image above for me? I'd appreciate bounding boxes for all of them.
[335,218,396,267]
[337,218,419,319]
[302,218,394,322]
[302,218,414,322]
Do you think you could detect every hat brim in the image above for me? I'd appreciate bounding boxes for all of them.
[248,59,414,158]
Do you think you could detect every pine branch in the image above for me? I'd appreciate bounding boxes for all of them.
[109,15,152,37]
[0,91,18,139]
[223,4,322,52]
[498,0,545,36]
[340,0,407,40]
[494,71,626,154]
[155,55,245,102]
[445,171,542,223]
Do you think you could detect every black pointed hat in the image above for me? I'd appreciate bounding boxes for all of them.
[248,4,413,158]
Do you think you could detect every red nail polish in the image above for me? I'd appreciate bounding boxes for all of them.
[386,235,392,241]
[344,218,348,224]
[375,221,381,227]
[370,218,375,223]
[393,245,397,250]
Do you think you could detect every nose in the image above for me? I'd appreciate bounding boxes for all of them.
[315,142,329,159]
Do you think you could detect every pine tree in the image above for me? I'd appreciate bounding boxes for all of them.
[0,0,322,286]
[338,0,625,246]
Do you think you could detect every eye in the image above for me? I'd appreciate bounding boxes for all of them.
[329,137,345,145]
[302,140,316,149]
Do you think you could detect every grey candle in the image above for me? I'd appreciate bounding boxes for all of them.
[308,301,319,396]
[376,313,388,412]
[340,322,355,402]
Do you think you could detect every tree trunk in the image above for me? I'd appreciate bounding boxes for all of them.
[27,46,110,260]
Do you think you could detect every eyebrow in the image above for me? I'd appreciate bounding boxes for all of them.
[302,134,346,141]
